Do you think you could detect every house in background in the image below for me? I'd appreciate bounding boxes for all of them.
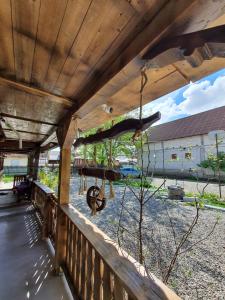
[4,153,28,175]
[141,106,225,179]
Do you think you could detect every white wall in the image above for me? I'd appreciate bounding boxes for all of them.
[141,134,225,178]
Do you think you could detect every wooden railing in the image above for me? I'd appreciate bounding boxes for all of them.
[32,181,180,300]
[32,181,57,244]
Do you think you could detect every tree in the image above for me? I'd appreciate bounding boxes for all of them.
[76,116,139,166]
[199,152,225,174]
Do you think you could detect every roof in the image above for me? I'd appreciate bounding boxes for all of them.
[149,106,225,142]
[0,1,225,153]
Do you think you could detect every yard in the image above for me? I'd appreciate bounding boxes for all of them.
[70,176,225,300]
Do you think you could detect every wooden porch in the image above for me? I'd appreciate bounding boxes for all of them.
[0,192,73,300]
[1,1,225,299]
[0,181,180,300]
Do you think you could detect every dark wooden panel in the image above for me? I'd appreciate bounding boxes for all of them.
[0,1,15,77]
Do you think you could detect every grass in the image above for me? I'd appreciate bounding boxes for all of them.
[184,192,225,209]
[2,175,14,183]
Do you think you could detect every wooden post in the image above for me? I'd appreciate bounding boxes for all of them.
[33,148,40,180]
[27,148,40,180]
[55,115,78,273]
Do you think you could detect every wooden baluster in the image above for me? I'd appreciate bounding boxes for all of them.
[81,235,87,299]
[65,217,70,267]
[86,242,94,300]
[114,276,124,300]
[94,252,102,300]
[70,222,74,274]
[75,230,82,296]
[103,263,112,300]
[72,225,77,286]
[68,220,73,274]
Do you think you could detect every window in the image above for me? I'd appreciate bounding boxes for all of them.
[171,154,177,160]
[185,152,192,160]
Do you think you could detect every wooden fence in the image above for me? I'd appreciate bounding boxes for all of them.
[32,181,181,300]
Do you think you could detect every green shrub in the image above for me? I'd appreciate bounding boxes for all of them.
[38,168,58,191]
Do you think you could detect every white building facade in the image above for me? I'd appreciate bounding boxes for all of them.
[141,106,225,179]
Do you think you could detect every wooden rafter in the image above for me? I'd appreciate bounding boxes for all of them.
[0,76,73,108]
[3,128,49,136]
[0,113,57,126]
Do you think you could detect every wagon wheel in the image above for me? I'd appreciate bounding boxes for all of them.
[86,186,106,212]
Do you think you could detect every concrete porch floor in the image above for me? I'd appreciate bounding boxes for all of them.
[0,202,73,300]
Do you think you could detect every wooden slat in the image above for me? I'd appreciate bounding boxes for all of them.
[86,242,94,300]
[103,264,112,300]
[81,235,87,299]
[64,0,136,97]
[94,252,102,300]
[65,218,70,267]
[72,226,78,286]
[75,230,82,296]
[54,0,110,94]
[69,222,74,274]
[31,0,68,88]
[114,276,124,300]
[0,1,15,77]
[62,205,181,300]
[11,0,40,83]
[44,0,92,91]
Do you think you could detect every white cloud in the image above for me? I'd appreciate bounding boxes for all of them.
[179,76,225,114]
[138,74,225,124]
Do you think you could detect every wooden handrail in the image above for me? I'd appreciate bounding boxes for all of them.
[62,204,180,300]
[31,181,180,300]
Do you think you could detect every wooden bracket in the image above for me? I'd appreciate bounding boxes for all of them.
[56,115,78,149]
[142,24,225,68]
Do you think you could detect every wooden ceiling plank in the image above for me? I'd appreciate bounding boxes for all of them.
[44,0,92,92]
[11,0,40,83]
[0,75,72,107]
[0,1,15,77]
[63,0,136,97]
[31,0,68,88]
[70,0,166,100]
[53,0,113,95]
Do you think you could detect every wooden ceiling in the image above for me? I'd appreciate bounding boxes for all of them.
[0,0,225,153]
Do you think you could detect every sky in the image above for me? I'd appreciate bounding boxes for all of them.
[135,68,225,125]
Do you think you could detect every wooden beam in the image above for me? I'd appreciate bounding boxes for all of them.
[55,116,78,272]
[0,113,57,126]
[3,128,49,136]
[0,76,73,108]
[0,139,39,153]
[63,1,197,121]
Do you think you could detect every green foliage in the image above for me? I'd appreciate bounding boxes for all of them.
[2,175,14,183]
[199,152,225,173]
[184,192,225,209]
[38,168,58,191]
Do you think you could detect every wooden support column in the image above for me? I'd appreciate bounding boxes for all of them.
[27,148,40,180]
[27,152,34,177]
[33,148,40,180]
[55,115,78,272]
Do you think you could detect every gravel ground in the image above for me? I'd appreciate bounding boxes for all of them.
[70,176,225,300]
